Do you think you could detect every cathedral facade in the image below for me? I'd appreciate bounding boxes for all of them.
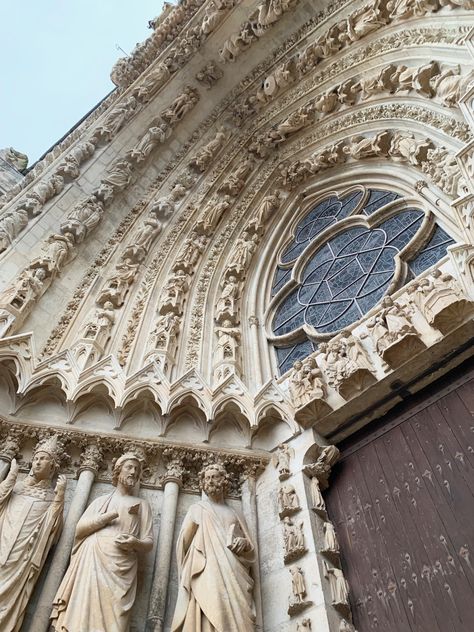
[0,1,473,631]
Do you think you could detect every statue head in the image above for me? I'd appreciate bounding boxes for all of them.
[200,462,229,499]
[112,452,143,489]
[31,435,62,481]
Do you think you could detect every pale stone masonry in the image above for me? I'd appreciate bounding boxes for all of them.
[0,1,474,631]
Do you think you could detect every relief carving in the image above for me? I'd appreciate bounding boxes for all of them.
[304,445,340,516]
[367,295,426,367]
[324,562,350,612]
[215,275,240,324]
[278,483,301,518]
[195,61,223,89]
[319,331,376,400]
[189,127,228,172]
[272,443,294,480]
[159,270,190,316]
[408,269,474,333]
[283,516,306,562]
[288,566,312,615]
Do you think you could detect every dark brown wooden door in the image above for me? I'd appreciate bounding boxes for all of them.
[326,361,474,632]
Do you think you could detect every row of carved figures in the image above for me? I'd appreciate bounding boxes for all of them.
[287,270,473,412]
[0,432,266,632]
[0,81,200,256]
[230,0,474,122]
[272,443,357,630]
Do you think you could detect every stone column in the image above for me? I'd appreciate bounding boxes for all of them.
[242,471,264,632]
[146,456,184,632]
[249,315,263,388]
[32,444,102,632]
[0,429,22,481]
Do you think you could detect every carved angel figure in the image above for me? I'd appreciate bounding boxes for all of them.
[272,443,294,479]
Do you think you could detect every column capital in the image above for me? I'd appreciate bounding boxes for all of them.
[77,443,102,478]
[0,428,23,462]
[162,454,184,488]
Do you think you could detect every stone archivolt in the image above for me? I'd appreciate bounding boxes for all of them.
[1,3,474,629]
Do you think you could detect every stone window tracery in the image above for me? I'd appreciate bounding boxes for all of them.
[268,187,455,375]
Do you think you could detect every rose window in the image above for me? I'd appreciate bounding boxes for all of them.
[268,187,455,374]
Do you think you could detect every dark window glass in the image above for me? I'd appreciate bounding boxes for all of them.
[271,189,454,374]
[409,225,455,276]
[276,339,318,374]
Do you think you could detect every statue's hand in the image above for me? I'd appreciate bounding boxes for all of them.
[115,533,139,551]
[229,536,250,556]
[54,474,67,499]
[100,510,119,528]
[9,458,19,477]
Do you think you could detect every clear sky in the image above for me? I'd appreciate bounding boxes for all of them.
[1,1,164,165]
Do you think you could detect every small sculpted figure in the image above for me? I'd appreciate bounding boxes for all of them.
[272,442,294,479]
[283,516,305,557]
[0,267,46,313]
[0,436,66,632]
[290,566,307,603]
[51,452,153,632]
[278,483,300,515]
[171,463,256,631]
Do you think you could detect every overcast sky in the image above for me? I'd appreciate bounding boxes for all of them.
[1,1,164,165]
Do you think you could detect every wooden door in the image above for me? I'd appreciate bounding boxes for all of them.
[325,360,474,632]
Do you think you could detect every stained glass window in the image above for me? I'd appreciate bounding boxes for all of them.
[270,187,455,374]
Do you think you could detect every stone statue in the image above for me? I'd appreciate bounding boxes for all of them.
[129,123,170,162]
[190,127,227,172]
[272,443,294,479]
[226,233,259,277]
[297,618,312,631]
[41,232,75,274]
[0,436,66,632]
[0,208,28,252]
[195,61,223,89]
[290,566,307,604]
[171,463,256,631]
[322,521,340,554]
[161,87,198,125]
[102,158,134,191]
[82,301,116,348]
[289,358,325,409]
[278,483,300,516]
[97,258,140,307]
[324,563,350,607]
[196,195,231,234]
[215,275,240,323]
[247,191,282,232]
[61,194,105,242]
[159,270,189,315]
[309,474,326,512]
[367,296,416,355]
[124,211,162,262]
[51,452,153,632]
[282,516,306,560]
[95,96,138,140]
[0,267,46,312]
[173,234,207,272]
